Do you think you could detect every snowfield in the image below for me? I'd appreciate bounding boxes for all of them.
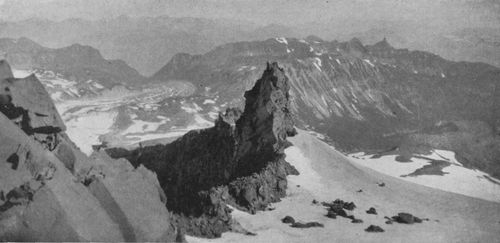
[349,150,500,202]
[65,110,117,155]
[187,130,500,242]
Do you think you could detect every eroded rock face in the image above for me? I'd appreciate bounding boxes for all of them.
[0,60,177,241]
[108,62,299,238]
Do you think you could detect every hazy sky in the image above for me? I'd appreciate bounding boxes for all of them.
[0,0,498,28]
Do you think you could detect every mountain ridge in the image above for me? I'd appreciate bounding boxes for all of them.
[0,16,298,75]
[151,37,500,178]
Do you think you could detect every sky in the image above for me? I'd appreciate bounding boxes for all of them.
[0,0,498,28]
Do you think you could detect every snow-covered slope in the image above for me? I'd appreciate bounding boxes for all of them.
[349,150,500,202]
[187,130,500,242]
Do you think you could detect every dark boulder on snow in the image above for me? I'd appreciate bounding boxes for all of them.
[291,222,324,228]
[282,216,295,224]
[366,207,377,215]
[326,210,337,219]
[351,218,363,223]
[365,225,384,233]
[392,213,423,224]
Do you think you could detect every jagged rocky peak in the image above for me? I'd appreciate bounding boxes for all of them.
[107,62,298,238]
[343,37,368,58]
[373,37,393,50]
[236,61,296,159]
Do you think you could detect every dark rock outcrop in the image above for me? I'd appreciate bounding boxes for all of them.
[392,213,423,224]
[108,62,299,238]
[323,199,359,220]
[290,222,324,228]
[323,199,356,211]
[282,216,295,224]
[351,219,363,224]
[365,225,385,233]
[366,207,377,215]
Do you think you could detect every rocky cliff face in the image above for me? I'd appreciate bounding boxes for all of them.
[108,62,299,237]
[151,37,500,179]
[0,60,178,241]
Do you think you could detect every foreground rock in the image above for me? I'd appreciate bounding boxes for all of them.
[107,62,299,238]
[0,60,177,241]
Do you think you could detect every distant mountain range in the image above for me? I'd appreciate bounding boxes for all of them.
[152,36,500,179]
[1,16,498,77]
[0,16,297,75]
[0,37,145,100]
[345,26,500,69]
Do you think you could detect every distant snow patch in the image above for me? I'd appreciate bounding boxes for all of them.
[275,37,288,45]
[12,69,31,78]
[363,59,375,67]
[93,82,105,89]
[203,99,216,105]
[312,57,322,71]
[349,151,500,202]
[181,102,203,113]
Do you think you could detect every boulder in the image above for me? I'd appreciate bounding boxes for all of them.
[290,222,324,228]
[351,218,363,223]
[281,216,295,224]
[365,225,384,233]
[392,213,423,224]
[366,207,377,215]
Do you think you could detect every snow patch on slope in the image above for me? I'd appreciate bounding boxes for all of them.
[275,37,288,45]
[65,111,117,155]
[349,151,500,202]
